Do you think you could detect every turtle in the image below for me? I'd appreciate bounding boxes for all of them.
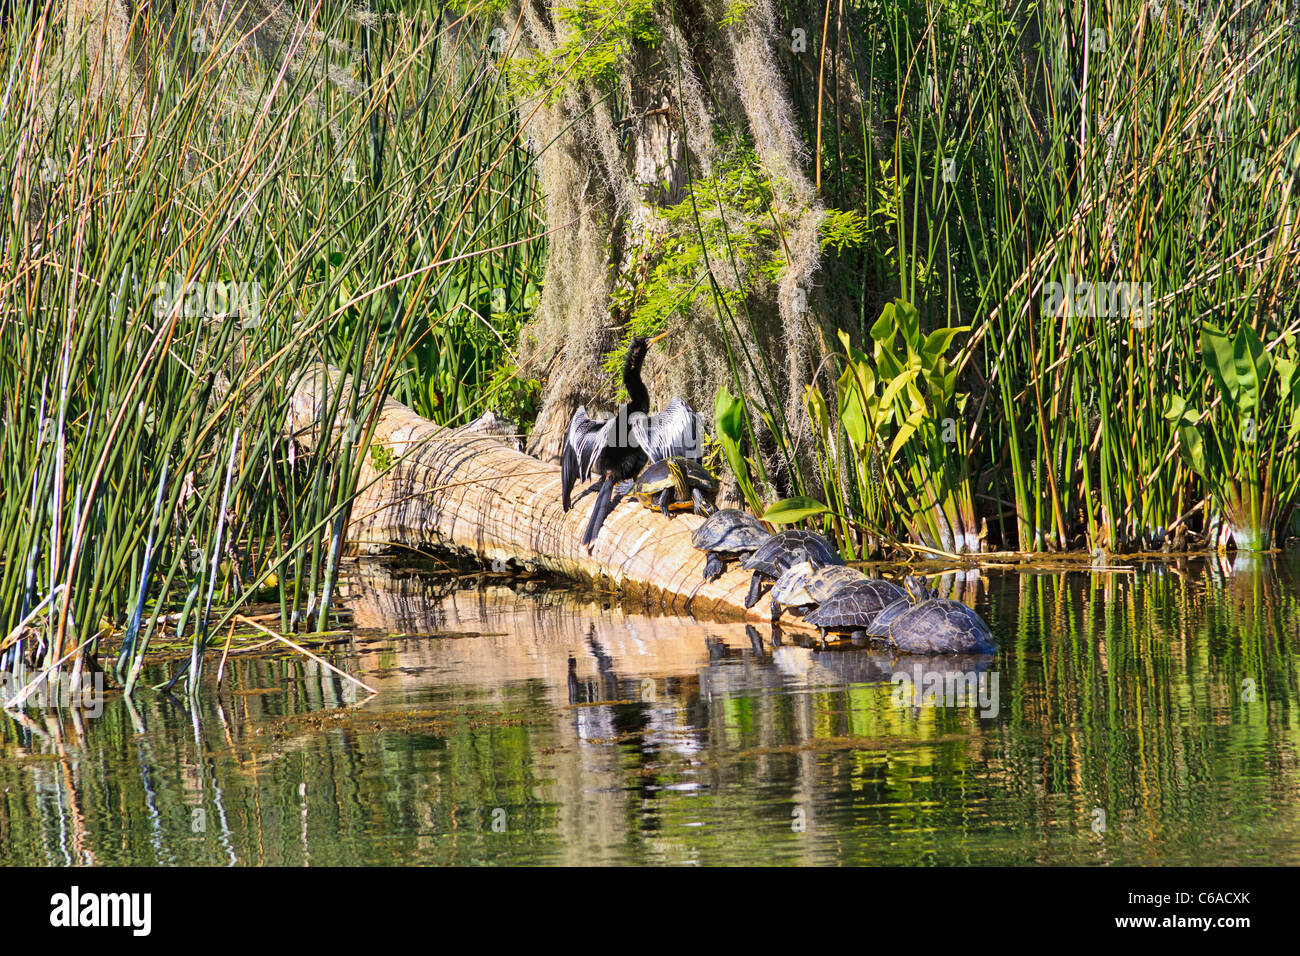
[767,562,868,622]
[740,529,843,609]
[630,457,719,517]
[864,575,996,654]
[801,578,912,643]
[690,509,771,582]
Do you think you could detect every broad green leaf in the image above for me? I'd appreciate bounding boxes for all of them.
[715,385,745,441]
[887,404,926,460]
[1277,354,1297,400]
[763,496,830,524]
[1162,393,1187,423]
[849,353,876,407]
[1178,424,1207,479]
[876,367,921,425]
[869,303,897,345]
[892,299,922,353]
[1201,322,1238,404]
[805,385,831,440]
[875,346,905,381]
[1232,325,1267,412]
[838,367,867,448]
[921,325,968,363]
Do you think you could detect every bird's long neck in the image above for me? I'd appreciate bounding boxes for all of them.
[623,356,650,413]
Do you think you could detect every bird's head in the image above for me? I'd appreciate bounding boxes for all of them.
[626,330,670,372]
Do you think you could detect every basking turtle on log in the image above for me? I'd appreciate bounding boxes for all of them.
[741,530,843,609]
[691,509,770,582]
[767,562,867,622]
[864,576,996,654]
[800,578,912,645]
[630,457,719,517]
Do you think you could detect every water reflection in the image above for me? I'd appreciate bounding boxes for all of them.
[1,557,1299,865]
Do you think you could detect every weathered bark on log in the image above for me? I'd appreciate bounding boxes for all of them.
[289,367,779,624]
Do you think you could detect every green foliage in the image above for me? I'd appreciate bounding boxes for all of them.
[820,208,872,254]
[766,0,1300,553]
[714,385,764,514]
[370,443,394,474]
[807,299,975,554]
[1167,325,1300,550]
[507,0,661,102]
[762,496,829,524]
[604,148,780,375]
[605,146,868,378]
[719,1,754,27]
[0,0,550,693]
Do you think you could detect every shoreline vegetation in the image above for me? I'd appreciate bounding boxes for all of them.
[2,1,1299,697]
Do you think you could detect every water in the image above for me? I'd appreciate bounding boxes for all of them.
[3,555,1300,865]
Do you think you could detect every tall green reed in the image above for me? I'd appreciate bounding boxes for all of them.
[0,0,546,701]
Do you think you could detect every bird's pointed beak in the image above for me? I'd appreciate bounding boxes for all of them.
[647,330,671,346]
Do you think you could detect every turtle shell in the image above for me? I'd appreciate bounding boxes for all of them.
[771,563,866,609]
[802,579,910,632]
[741,530,843,579]
[690,509,769,553]
[632,459,677,494]
[871,598,995,654]
[633,458,718,495]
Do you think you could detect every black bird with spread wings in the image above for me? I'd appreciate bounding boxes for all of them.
[561,333,706,548]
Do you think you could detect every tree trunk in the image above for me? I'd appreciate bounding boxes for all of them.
[511,0,835,501]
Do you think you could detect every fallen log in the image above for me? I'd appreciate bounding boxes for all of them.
[288,367,777,623]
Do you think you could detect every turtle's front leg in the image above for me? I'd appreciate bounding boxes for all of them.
[658,488,673,518]
[744,572,765,609]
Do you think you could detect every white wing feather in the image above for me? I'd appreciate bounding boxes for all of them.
[632,397,706,463]
[566,406,615,480]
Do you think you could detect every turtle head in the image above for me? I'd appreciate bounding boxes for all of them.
[665,457,690,499]
[902,574,933,602]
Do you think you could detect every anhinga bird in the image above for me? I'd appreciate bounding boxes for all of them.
[561,332,706,548]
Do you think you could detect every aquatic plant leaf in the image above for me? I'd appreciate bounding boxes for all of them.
[837,328,876,401]
[888,405,926,461]
[1163,393,1188,423]
[921,325,968,363]
[1201,322,1238,404]
[876,367,921,426]
[805,385,831,441]
[838,367,867,448]
[715,385,745,441]
[1277,354,1297,401]
[1232,325,1267,412]
[890,299,922,353]
[1178,424,1207,479]
[762,496,829,524]
[869,302,897,345]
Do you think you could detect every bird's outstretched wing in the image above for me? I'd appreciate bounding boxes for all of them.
[562,406,613,510]
[631,397,706,463]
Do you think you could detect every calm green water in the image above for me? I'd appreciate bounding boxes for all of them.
[3,556,1300,865]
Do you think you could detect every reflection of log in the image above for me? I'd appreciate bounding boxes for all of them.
[290,367,778,623]
[342,565,800,864]
[341,566,771,696]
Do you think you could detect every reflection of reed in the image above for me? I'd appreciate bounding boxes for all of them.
[993,557,1300,860]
